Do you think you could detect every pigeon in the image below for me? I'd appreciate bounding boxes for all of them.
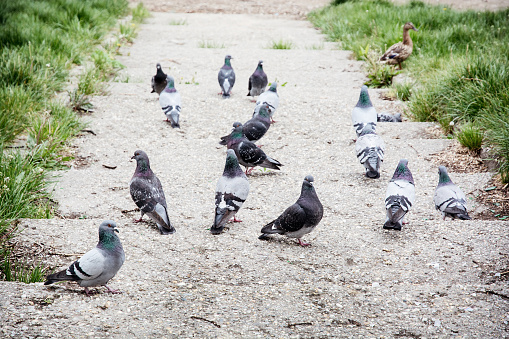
[218,55,235,98]
[224,124,282,174]
[159,76,181,128]
[247,60,268,97]
[378,112,402,122]
[259,175,323,246]
[151,63,167,95]
[44,220,125,296]
[434,166,471,220]
[255,82,279,122]
[352,85,377,137]
[355,123,385,179]
[130,150,176,235]
[220,105,271,145]
[384,159,415,230]
[211,149,250,235]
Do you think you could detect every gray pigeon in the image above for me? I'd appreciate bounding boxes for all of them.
[159,76,181,128]
[151,63,167,95]
[378,112,402,122]
[130,150,176,235]
[211,149,250,235]
[224,124,282,175]
[352,85,377,137]
[434,166,471,220]
[355,123,385,179]
[218,55,235,98]
[220,104,271,145]
[44,220,125,296]
[255,82,279,122]
[259,175,323,246]
[247,60,268,97]
[384,159,415,230]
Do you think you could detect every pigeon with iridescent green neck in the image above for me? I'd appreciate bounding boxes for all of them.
[247,60,268,97]
[151,63,167,95]
[211,150,250,235]
[384,159,415,230]
[44,220,125,296]
[159,76,181,128]
[255,82,279,122]
[219,104,271,145]
[225,125,282,174]
[352,85,377,137]
[130,150,176,235]
[434,166,471,220]
[218,55,235,98]
[259,175,323,246]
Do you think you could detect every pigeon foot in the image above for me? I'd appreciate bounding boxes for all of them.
[104,285,122,294]
[297,239,311,247]
[232,216,243,223]
[133,217,143,223]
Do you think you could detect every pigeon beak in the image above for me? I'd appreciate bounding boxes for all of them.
[114,229,119,233]
[130,155,136,160]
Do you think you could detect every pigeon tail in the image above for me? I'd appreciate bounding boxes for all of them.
[222,93,231,99]
[384,205,406,230]
[365,155,380,179]
[383,219,402,230]
[260,220,284,235]
[212,208,236,234]
[44,269,76,285]
[259,156,282,170]
[169,111,180,129]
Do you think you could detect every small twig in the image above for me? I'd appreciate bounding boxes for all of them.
[81,129,96,136]
[121,209,139,214]
[500,271,509,275]
[190,316,221,328]
[287,322,313,328]
[408,143,420,156]
[477,290,509,300]
[5,145,26,149]
[49,252,82,257]
[102,164,117,170]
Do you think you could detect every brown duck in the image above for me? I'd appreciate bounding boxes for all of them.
[380,22,418,69]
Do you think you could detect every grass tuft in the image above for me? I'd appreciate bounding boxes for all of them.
[270,39,294,50]
[169,19,188,25]
[197,40,225,49]
[131,2,150,24]
[456,122,484,153]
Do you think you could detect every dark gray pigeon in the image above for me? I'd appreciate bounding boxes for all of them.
[378,112,402,122]
[151,63,167,95]
[220,105,271,145]
[224,125,282,175]
[44,220,125,296]
[247,60,268,97]
[355,123,385,179]
[255,82,279,122]
[218,55,235,98]
[384,159,415,230]
[130,150,176,235]
[352,85,377,137]
[211,149,250,235]
[159,76,181,128]
[434,166,471,220]
[259,175,323,246]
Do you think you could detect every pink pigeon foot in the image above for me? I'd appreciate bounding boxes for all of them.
[245,167,255,175]
[133,217,143,223]
[104,285,122,294]
[298,239,311,247]
[232,216,243,223]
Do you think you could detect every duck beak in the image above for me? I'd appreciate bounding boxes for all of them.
[413,27,419,32]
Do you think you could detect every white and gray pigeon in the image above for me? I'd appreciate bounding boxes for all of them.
[224,124,282,175]
[255,82,279,122]
[352,85,377,137]
[159,75,181,128]
[434,166,471,220]
[220,104,271,145]
[130,150,176,235]
[218,55,235,98]
[211,149,250,235]
[384,159,415,230]
[355,123,385,179]
[44,220,125,296]
[259,175,323,246]
[151,63,167,95]
[247,60,268,97]
[378,112,402,122]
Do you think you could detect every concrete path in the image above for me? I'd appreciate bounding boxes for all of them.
[1,11,508,338]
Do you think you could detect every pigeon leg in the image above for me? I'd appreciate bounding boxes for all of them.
[84,287,91,297]
[245,167,254,175]
[270,118,277,124]
[133,217,143,223]
[297,239,311,247]
[256,144,263,148]
[232,216,242,223]
[104,285,122,294]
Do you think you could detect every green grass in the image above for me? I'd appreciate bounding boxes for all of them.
[269,39,294,49]
[0,0,133,282]
[131,2,150,24]
[169,19,188,25]
[456,122,484,153]
[309,0,509,181]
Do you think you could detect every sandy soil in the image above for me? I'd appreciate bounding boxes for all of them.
[1,2,509,338]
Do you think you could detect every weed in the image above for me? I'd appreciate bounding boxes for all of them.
[169,19,188,25]
[118,22,138,43]
[456,122,484,153]
[131,2,150,24]
[197,40,225,49]
[270,39,294,50]
[393,82,413,101]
